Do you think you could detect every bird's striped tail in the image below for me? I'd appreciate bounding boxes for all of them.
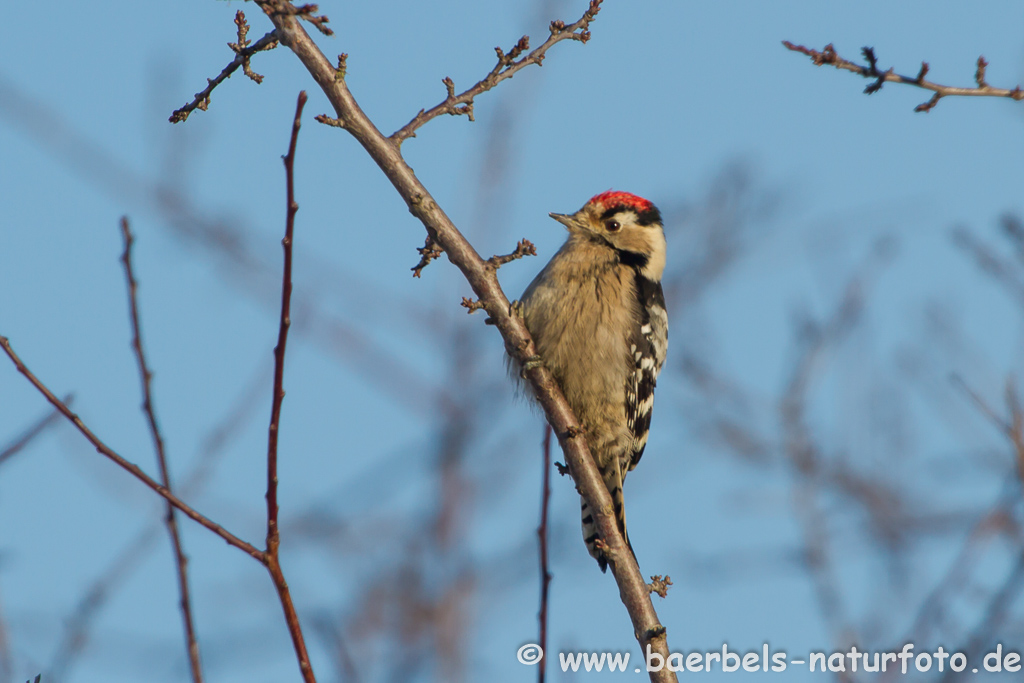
[581,470,635,572]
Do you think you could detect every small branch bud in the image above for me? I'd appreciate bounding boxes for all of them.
[169,15,277,122]
[647,575,673,598]
[314,114,346,128]
[976,55,989,88]
[411,235,444,277]
[861,46,879,75]
[914,92,943,113]
[460,297,486,314]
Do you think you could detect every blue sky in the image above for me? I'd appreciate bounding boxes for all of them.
[3,1,1024,681]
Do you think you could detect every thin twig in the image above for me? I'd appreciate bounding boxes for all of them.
[249,2,677,679]
[488,239,536,269]
[460,297,486,314]
[0,395,71,468]
[647,575,673,599]
[537,425,552,683]
[170,12,279,123]
[265,89,317,683]
[390,0,602,144]
[119,217,204,683]
[411,235,444,277]
[0,335,265,561]
[782,42,1024,112]
[229,10,269,85]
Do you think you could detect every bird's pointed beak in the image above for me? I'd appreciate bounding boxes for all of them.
[549,212,576,231]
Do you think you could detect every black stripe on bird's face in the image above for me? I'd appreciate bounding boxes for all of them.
[617,249,649,269]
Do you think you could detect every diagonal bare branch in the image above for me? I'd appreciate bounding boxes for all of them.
[0,335,265,562]
[390,0,602,144]
[783,41,1024,112]
[170,11,279,123]
[248,2,677,679]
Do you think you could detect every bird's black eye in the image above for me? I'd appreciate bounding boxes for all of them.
[606,219,621,232]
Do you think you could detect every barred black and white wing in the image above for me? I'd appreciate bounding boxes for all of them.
[626,274,668,470]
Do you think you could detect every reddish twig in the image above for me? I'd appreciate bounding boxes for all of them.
[537,425,553,683]
[0,395,71,468]
[246,3,676,679]
[0,336,264,561]
[265,90,317,683]
[390,0,602,144]
[169,12,279,123]
[119,217,204,683]
[783,41,1024,112]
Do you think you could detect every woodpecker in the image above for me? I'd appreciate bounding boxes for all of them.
[515,190,668,571]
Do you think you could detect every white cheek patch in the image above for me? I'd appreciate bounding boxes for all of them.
[640,229,667,281]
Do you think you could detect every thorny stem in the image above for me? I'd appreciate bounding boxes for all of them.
[120,217,204,683]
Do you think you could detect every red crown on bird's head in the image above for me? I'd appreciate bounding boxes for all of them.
[587,190,654,214]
